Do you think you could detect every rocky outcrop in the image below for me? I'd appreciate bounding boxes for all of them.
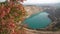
[24,5,43,18]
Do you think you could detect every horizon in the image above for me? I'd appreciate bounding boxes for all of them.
[0,0,60,4]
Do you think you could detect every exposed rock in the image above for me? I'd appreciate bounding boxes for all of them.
[24,5,43,18]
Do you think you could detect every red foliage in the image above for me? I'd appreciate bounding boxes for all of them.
[0,0,26,34]
[7,0,25,2]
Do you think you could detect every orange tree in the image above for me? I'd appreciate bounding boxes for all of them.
[0,0,26,34]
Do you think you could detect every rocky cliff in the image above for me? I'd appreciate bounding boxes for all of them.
[24,5,43,18]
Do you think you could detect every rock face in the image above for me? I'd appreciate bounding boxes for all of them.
[24,5,43,18]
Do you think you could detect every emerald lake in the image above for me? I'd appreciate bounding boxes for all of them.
[23,12,52,29]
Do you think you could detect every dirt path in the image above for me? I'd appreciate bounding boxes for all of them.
[24,28,60,34]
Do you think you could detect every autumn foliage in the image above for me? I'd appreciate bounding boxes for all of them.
[0,0,26,34]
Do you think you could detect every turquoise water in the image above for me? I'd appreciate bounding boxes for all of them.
[23,12,52,29]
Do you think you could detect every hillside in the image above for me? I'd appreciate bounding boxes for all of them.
[24,5,44,18]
